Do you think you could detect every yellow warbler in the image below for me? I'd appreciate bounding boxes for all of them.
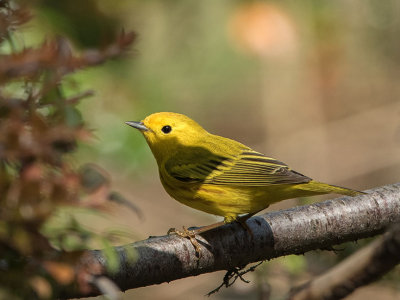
[126,112,361,225]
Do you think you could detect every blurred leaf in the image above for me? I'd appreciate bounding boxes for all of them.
[38,84,61,106]
[43,261,74,285]
[64,105,83,128]
[29,276,52,299]
[108,191,143,220]
[35,0,120,48]
[281,255,307,276]
[103,228,138,245]
[121,244,137,264]
[42,212,92,251]
[100,238,120,274]
[12,226,32,256]
[79,163,110,193]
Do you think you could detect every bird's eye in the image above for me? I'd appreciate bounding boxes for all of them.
[161,125,172,134]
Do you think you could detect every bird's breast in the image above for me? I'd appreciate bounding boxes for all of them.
[159,170,199,201]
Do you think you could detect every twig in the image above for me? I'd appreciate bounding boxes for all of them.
[206,261,264,296]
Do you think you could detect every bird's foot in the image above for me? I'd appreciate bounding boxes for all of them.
[236,214,255,239]
[167,226,202,258]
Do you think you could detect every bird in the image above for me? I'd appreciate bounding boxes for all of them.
[126,112,362,253]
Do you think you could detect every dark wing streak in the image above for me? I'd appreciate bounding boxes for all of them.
[196,165,213,174]
[165,153,232,183]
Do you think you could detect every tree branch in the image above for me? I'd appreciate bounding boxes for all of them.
[288,221,400,300]
[64,183,400,298]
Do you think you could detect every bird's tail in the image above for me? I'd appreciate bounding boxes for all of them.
[299,180,365,197]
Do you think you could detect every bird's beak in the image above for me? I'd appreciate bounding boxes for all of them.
[125,121,149,131]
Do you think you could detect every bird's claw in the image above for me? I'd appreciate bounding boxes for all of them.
[167,227,177,235]
[167,226,202,258]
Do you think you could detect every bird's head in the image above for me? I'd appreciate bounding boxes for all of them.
[126,112,208,162]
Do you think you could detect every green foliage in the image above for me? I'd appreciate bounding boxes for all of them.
[281,255,307,276]
[35,0,120,48]
[0,1,136,298]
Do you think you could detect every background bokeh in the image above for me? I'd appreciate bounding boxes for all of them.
[24,0,400,299]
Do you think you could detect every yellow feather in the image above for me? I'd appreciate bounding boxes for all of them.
[126,112,362,223]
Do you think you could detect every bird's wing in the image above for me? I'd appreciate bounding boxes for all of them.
[207,150,312,186]
[164,147,229,183]
[165,148,311,186]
